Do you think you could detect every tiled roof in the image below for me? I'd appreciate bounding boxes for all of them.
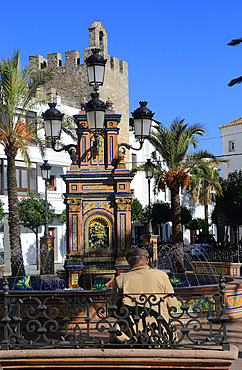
[219,117,242,129]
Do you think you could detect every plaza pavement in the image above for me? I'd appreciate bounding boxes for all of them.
[227,318,242,369]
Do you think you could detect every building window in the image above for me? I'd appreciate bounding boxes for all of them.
[30,169,37,190]
[132,154,137,169]
[26,110,37,123]
[229,140,235,151]
[3,160,37,195]
[1,110,37,135]
[47,175,56,191]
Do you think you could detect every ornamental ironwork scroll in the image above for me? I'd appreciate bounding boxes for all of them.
[1,276,230,351]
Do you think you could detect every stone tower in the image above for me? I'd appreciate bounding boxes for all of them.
[29,21,129,147]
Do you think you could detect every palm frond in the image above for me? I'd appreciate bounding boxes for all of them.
[0,50,54,163]
[187,159,223,209]
[228,76,242,86]
[149,118,206,172]
[26,67,55,102]
[227,38,242,46]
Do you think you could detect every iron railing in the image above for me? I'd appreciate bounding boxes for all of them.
[1,275,229,351]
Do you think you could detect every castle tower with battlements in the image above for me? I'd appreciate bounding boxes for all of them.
[29,21,129,146]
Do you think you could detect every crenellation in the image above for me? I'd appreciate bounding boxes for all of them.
[47,53,62,68]
[65,50,80,67]
[29,55,47,70]
[119,61,128,75]
[109,57,119,72]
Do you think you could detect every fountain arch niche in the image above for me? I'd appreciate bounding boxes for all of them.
[63,99,134,289]
[82,213,115,288]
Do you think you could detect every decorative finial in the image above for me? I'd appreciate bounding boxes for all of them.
[81,97,86,111]
[106,97,113,111]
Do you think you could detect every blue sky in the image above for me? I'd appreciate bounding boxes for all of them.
[2,0,242,157]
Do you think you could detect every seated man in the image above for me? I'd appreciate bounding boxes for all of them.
[111,248,177,344]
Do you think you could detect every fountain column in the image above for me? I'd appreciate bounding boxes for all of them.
[142,234,158,269]
[62,102,134,288]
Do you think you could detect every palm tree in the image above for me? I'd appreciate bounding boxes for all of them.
[0,50,54,276]
[146,118,219,272]
[187,161,223,233]
[227,38,242,86]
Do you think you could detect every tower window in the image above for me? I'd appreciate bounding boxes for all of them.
[59,60,62,67]
[229,140,235,151]
[119,62,123,73]
[110,58,114,70]
[41,61,47,69]
[99,31,104,50]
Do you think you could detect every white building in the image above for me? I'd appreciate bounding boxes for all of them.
[220,117,242,178]
[220,117,242,242]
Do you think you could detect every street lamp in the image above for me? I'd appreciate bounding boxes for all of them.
[145,158,154,234]
[85,92,106,154]
[42,102,64,141]
[86,48,107,90]
[118,101,154,153]
[40,160,52,237]
[42,103,77,155]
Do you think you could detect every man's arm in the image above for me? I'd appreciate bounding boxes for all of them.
[111,277,123,308]
[162,273,178,311]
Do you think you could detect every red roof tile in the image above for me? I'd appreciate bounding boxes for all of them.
[220,117,242,129]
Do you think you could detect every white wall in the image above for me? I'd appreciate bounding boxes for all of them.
[220,122,242,179]
[220,120,242,242]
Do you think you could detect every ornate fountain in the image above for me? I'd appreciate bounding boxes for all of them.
[62,99,134,289]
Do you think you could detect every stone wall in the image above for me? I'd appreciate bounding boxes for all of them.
[29,21,129,153]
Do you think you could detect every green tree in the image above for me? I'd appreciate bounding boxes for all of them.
[0,50,54,275]
[186,218,208,234]
[131,198,147,223]
[151,202,191,241]
[181,205,192,226]
[60,209,66,224]
[187,160,223,233]
[212,170,242,242]
[227,38,242,86]
[19,190,55,269]
[151,201,171,225]
[151,201,171,241]
[0,200,5,222]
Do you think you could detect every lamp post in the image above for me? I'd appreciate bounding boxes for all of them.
[40,160,52,237]
[145,158,154,235]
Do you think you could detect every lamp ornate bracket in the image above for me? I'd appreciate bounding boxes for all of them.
[118,140,144,154]
[51,140,78,164]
